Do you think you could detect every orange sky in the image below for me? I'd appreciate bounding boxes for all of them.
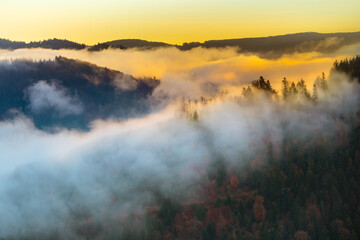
[1,0,360,44]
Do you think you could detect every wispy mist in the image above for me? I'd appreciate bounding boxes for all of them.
[0,70,358,238]
[26,80,84,116]
[1,43,359,100]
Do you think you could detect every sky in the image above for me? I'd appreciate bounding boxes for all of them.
[1,0,360,45]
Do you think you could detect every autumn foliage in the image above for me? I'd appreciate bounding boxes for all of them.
[253,195,266,222]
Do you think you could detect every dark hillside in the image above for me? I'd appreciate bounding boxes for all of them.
[0,57,159,129]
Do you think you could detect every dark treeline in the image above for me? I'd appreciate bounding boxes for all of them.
[333,55,360,82]
[88,42,111,51]
[105,39,171,50]
[0,38,86,50]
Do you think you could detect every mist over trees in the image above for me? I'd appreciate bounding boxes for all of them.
[0,57,159,129]
[141,62,360,240]
[0,55,359,240]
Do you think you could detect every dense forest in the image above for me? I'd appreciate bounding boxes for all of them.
[125,57,360,240]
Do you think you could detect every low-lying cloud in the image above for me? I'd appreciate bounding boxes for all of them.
[113,74,139,91]
[1,43,359,100]
[26,80,84,116]
[0,72,358,238]
[0,39,359,238]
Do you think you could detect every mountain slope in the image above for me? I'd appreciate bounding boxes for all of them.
[199,31,360,58]
[0,57,159,129]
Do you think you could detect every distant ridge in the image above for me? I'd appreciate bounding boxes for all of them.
[0,38,86,50]
[107,39,171,49]
[1,31,360,58]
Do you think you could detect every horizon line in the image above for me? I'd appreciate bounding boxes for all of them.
[2,30,360,46]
